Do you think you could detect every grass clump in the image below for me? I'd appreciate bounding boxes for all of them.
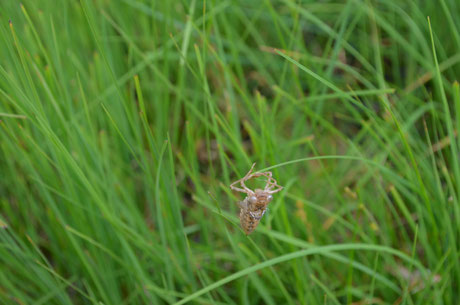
[0,0,459,304]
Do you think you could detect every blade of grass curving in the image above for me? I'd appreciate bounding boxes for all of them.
[174,243,425,305]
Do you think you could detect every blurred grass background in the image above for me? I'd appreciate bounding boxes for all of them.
[1,0,459,304]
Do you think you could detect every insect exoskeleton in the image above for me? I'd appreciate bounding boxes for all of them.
[230,163,283,235]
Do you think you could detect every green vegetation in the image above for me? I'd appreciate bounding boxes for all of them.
[1,0,459,304]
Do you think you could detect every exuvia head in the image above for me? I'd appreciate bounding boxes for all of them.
[248,189,273,204]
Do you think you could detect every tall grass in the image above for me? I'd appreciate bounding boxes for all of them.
[0,0,459,304]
